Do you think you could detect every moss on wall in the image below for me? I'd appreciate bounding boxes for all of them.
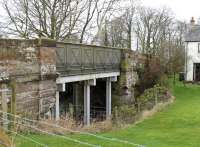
[112,50,138,105]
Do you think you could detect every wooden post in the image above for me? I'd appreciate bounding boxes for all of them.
[10,79,16,131]
[1,84,8,130]
[154,87,158,105]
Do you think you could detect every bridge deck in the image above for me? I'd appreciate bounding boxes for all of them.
[56,42,122,77]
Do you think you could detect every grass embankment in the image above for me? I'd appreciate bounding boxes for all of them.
[16,80,200,147]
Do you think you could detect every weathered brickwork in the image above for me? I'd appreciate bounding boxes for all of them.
[0,39,57,118]
[39,47,56,77]
[39,80,56,119]
[16,81,40,117]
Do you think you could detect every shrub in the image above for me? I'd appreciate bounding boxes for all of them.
[136,84,171,112]
[157,74,170,88]
[135,57,166,96]
[113,105,137,125]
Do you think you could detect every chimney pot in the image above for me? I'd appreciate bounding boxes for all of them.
[191,17,195,25]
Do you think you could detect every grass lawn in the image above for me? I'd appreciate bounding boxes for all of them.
[15,80,200,147]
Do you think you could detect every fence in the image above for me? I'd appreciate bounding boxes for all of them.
[60,104,106,123]
[0,110,145,147]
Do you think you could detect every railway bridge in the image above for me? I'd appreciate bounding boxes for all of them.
[0,39,137,126]
[55,42,121,125]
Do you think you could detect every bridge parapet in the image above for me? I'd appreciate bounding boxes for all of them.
[56,42,122,76]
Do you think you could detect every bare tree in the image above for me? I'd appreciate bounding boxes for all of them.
[3,0,88,40]
[122,6,135,48]
[0,22,3,38]
[79,0,120,43]
[3,0,119,42]
[79,0,98,43]
[92,0,136,48]
[134,6,186,85]
[167,21,187,82]
[134,7,173,56]
[96,0,119,30]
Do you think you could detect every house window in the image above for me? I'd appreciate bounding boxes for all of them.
[198,43,200,53]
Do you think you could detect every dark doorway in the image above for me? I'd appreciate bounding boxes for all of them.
[194,63,200,81]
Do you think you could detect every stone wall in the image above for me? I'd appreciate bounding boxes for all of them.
[112,49,143,105]
[0,39,57,119]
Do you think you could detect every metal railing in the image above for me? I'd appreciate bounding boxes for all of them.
[56,42,122,76]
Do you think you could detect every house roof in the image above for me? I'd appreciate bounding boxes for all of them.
[185,25,200,42]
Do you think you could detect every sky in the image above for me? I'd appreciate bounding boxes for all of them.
[142,0,200,22]
[0,0,199,22]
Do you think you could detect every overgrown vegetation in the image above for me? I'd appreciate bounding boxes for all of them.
[136,84,171,111]
[135,57,167,95]
[112,52,174,126]
[113,83,171,125]
[113,105,137,125]
[0,129,13,147]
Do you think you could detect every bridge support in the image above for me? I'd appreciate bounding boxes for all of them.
[106,77,117,120]
[84,79,96,126]
[56,73,119,125]
[56,83,65,121]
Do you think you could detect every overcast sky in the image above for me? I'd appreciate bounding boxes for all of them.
[142,0,200,22]
[0,0,199,22]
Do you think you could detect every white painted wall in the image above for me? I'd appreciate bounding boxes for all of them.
[185,42,200,81]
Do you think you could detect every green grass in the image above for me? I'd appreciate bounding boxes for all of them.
[16,80,200,147]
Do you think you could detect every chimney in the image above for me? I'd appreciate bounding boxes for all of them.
[190,17,195,25]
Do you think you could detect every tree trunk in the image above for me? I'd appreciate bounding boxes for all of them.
[173,72,176,85]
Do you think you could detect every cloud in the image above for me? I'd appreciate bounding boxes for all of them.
[142,0,200,21]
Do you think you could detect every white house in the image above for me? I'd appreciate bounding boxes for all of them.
[185,17,200,82]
